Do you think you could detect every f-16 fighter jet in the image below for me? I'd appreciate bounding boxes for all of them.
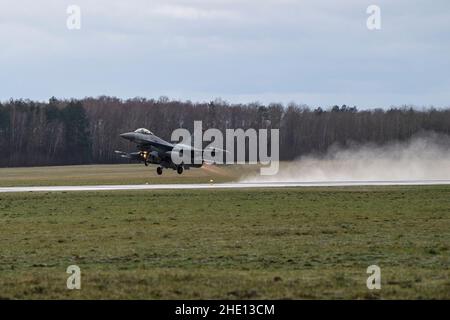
[115,128,224,175]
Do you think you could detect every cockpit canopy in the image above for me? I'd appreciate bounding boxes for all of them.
[134,128,154,135]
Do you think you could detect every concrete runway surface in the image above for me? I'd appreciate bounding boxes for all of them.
[1,180,450,193]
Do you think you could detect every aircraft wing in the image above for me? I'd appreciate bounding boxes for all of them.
[114,150,142,160]
[204,146,229,154]
[139,135,174,152]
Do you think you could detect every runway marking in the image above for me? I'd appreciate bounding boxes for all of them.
[1,180,450,193]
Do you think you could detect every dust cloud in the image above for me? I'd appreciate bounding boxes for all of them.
[242,132,450,182]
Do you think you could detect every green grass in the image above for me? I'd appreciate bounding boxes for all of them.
[0,186,449,299]
[0,164,251,187]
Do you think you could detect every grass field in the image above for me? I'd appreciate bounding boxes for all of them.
[0,164,256,187]
[0,184,449,299]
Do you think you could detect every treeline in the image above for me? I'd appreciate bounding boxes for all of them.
[0,96,449,167]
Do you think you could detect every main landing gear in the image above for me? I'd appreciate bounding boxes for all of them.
[156,165,183,175]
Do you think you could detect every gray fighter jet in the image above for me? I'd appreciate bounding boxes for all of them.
[115,128,222,175]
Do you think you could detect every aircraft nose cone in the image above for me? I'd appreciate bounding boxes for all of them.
[120,132,134,141]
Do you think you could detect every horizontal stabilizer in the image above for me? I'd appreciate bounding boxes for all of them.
[114,150,133,159]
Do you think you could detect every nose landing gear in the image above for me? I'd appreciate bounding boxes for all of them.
[156,167,163,175]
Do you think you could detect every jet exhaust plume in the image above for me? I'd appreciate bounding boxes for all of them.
[241,132,450,182]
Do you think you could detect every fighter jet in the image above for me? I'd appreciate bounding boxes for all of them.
[115,128,223,175]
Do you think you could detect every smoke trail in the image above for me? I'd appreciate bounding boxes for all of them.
[242,132,450,182]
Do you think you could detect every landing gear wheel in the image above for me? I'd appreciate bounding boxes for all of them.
[156,167,163,175]
[144,160,148,167]
[177,166,184,175]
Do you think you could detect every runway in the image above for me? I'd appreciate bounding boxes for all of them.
[1,180,450,193]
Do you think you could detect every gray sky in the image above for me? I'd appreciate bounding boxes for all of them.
[1,0,449,108]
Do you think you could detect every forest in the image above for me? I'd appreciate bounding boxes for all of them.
[1,96,449,167]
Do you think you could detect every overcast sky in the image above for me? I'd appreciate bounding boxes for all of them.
[1,0,449,108]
